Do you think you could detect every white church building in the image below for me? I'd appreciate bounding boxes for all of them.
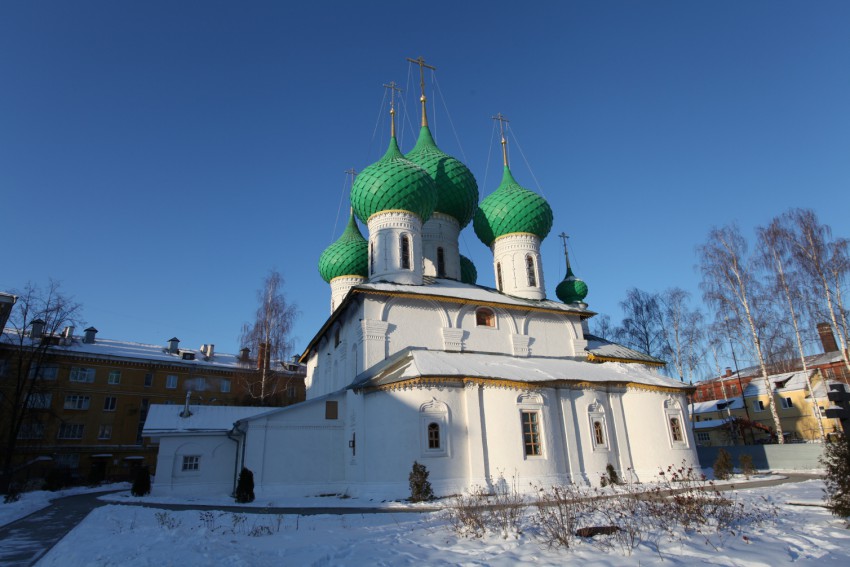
[144,70,698,499]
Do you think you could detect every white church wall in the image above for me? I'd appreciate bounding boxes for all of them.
[571,388,621,483]
[151,434,236,496]
[478,387,571,489]
[243,395,347,497]
[622,390,699,480]
[352,387,471,498]
[456,305,514,354]
[382,297,447,357]
[525,313,577,357]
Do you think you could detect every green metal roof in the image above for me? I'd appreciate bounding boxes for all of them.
[459,254,477,285]
[318,213,368,283]
[555,267,588,304]
[405,126,478,228]
[350,137,437,224]
[473,166,553,246]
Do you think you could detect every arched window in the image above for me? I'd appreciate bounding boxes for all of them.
[526,255,537,287]
[369,242,374,275]
[475,307,495,327]
[496,262,503,291]
[593,421,605,446]
[437,247,445,277]
[427,422,440,449]
[669,417,683,442]
[400,234,411,270]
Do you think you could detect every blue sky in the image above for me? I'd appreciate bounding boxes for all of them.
[3,1,848,372]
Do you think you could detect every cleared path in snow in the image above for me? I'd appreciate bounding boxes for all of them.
[0,473,824,567]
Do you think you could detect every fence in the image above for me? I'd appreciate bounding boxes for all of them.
[697,443,824,471]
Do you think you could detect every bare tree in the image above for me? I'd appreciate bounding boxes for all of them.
[785,209,850,374]
[589,314,614,340]
[238,270,298,405]
[756,217,825,440]
[699,224,784,443]
[0,281,82,493]
[614,288,666,361]
[658,287,705,382]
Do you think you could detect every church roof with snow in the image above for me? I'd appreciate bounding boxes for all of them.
[350,348,689,392]
[143,404,271,437]
[584,333,665,367]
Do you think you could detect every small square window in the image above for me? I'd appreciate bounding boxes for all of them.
[753,400,765,412]
[64,395,91,410]
[108,370,121,385]
[103,396,117,412]
[166,375,178,389]
[325,400,338,420]
[696,431,710,444]
[69,367,95,383]
[144,373,153,387]
[476,308,495,327]
[181,455,200,471]
[780,397,793,409]
[220,379,231,393]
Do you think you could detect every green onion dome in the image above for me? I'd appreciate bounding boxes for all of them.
[459,255,478,285]
[405,126,479,228]
[555,267,588,304]
[350,137,437,224]
[473,166,554,247]
[318,212,368,283]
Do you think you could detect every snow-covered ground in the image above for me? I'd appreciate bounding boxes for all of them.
[0,483,129,528]
[36,480,850,566]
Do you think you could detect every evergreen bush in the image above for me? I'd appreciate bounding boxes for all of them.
[131,466,151,497]
[235,467,256,503]
[821,433,850,519]
[606,463,621,485]
[409,461,434,502]
[739,453,756,479]
[712,449,733,480]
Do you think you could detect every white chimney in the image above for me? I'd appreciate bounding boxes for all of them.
[167,337,180,354]
[30,319,45,339]
[83,327,98,344]
[205,344,214,359]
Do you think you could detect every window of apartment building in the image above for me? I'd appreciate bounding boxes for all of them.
[69,367,95,383]
[166,375,178,389]
[521,411,542,456]
[98,424,113,440]
[54,453,80,470]
[220,379,231,393]
[475,307,495,327]
[0,358,8,377]
[780,397,793,409]
[144,373,153,387]
[64,394,90,410]
[108,370,121,385]
[287,385,296,399]
[58,423,85,439]
[103,396,117,411]
[26,392,52,409]
[696,431,710,444]
[17,422,45,439]
[753,400,765,412]
[182,455,200,472]
[28,364,59,380]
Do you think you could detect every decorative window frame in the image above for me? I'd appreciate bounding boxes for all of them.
[517,392,545,459]
[663,397,689,449]
[588,399,609,452]
[419,398,449,457]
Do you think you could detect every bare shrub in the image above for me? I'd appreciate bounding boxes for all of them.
[713,449,733,480]
[154,511,181,530]
[445,486,489,538]
[533,483,588,549]
[486,473,525,538]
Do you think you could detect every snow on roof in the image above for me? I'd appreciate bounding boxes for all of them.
[352,349,689,391]
[743,371,818,396]
[143,404,270,435]
[1,330,246,370]
[356,278,594,316]
[584,334,665,365]
[691,398,744,415]
[693,418,731,430]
